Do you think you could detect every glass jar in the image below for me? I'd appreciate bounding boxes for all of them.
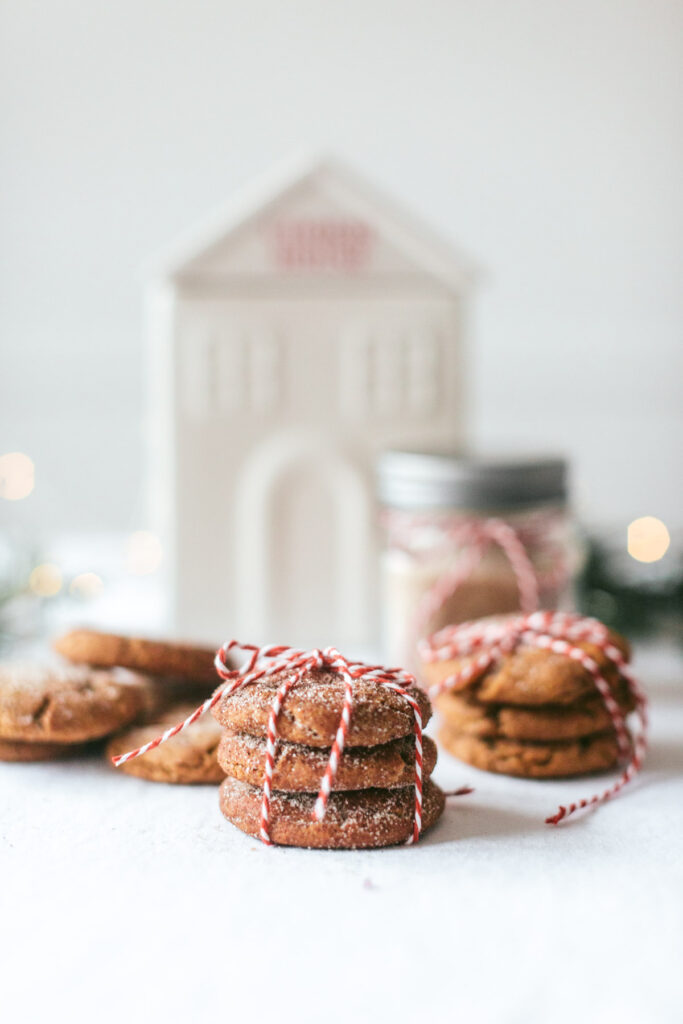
[377,451,579,667]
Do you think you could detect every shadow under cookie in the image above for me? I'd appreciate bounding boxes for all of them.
[0,736,89,762]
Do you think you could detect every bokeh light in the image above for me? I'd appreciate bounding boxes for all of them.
[28,563,63,598]
[69,572,104,599]
[125,531,163,576]
[0,452,35,500]
[627,516,670,563]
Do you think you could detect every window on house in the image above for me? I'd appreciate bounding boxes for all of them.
[182,329,281,418]
[339,327,441,419]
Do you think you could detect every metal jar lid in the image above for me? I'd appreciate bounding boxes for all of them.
[377,450,568,511]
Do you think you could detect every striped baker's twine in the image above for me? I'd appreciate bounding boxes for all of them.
[381,681,424,842]
[259,666,310,844]
[312,655,355,826]
[112,642,427,846]
[420,611,648,825]
[410,517,541,651]
[384,507,567,589]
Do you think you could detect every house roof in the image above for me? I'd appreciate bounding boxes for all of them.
[147,151,479,291]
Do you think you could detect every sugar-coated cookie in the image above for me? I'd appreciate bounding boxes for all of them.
[219,775,445,848]
[0,663,150,743]
[217,729,437,792]
[212,665,431,748]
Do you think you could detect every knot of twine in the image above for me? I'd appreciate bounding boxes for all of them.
[112,642,430,846]
[420,610,648,824]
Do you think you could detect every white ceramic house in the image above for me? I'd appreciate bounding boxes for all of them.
[147,155,475,650]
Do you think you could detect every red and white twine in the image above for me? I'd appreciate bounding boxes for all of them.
[112,642,427,846]
[420,610,648,824]
[412,517,541,644]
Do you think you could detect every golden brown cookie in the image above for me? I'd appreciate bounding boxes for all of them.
[54,629,218,686]
[0,736,87,762]
[217,729,437,792]
[438,724,624,778]
[436,683,635,742]
[0,663,151,743]
[219,775,445,848]
[107,703,224,784]
[212,666,431,748]
[422,627,630,707]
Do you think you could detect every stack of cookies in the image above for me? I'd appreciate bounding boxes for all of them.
[211,658,445,848]
[420,618,635,779]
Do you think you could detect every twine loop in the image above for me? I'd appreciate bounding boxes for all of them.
[411,517,542,642]
[420,611,648,824]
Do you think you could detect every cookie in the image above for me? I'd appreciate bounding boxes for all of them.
[0,736,87,762]
[107,703,224,784]
[212,666,431,748]
[219,775,445,848]
[438,724,624,778]
[0,663,151,743]
[217,729,437,792]
[422,628,630,706]
[54,629,218,686]
[436,683,635,742]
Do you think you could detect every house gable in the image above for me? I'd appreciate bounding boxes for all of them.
[151,155,476,291]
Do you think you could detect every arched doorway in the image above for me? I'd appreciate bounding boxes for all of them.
[233,431,373,649]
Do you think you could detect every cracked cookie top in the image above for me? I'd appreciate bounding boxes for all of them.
[0,663,151,743]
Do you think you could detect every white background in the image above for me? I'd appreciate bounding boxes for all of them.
[1,0,682,537]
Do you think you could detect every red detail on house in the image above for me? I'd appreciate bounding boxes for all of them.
[272,220,373,271]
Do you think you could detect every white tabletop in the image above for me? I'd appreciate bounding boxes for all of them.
[2,644,682,1024]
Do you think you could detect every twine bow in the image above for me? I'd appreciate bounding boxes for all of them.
[420,610,648,824]
[112,642,428,846]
